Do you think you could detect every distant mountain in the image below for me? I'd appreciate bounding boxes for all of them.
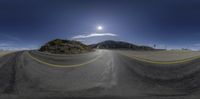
[39,39,92,54]
[39,39,155,54]
[89,40,154,50]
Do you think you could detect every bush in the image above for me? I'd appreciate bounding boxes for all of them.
[39,39,92,54]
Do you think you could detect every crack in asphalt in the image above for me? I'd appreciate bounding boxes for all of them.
[97,52,117,89]
[0,52,23,94]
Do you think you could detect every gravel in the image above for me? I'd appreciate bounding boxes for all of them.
[116,50,200,61]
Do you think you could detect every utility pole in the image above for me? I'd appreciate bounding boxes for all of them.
[165,45,167,50]
[153,44,156,49]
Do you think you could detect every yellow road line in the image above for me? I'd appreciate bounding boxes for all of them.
[27,52,102,67]
[119,53,200,64]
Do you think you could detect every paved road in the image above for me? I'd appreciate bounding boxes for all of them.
[0,49,200,98]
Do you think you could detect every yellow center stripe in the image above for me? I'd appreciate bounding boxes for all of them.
[27,52,102,67]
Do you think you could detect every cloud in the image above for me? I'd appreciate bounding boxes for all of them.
[72,33,117,39]
[0,46,37,51]
[193,43,200,47]
[0,42,37,51]
[0,43,10,47]
[0,34,38,51]
[0,34,21,41]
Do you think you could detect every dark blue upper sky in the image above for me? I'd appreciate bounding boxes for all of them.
[1,0,200,50]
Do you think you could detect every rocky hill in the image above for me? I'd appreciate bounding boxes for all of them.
[39,39,92,54]
[89,40,154,50]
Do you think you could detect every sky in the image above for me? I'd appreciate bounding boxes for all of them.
[1,0,200,50]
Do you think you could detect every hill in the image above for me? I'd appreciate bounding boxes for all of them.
[39,39,92,54]
[89,40,154,50]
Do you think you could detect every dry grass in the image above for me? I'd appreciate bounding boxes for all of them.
[0,51,11,57]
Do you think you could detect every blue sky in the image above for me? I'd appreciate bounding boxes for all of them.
[1,0,200,50]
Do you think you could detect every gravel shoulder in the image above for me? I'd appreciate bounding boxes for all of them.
[116,50,200,61]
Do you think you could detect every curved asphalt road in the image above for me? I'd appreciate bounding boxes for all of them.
[0,49,200,98]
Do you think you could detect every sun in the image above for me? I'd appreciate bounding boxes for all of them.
[97,26,103,30]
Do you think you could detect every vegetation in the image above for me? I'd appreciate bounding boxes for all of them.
[39,39,155,54]
[39,39,92,54]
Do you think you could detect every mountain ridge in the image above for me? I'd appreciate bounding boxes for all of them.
[39,39,155,54]
[89,40,154,50]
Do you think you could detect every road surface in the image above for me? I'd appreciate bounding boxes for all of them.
[0,49,200,98]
